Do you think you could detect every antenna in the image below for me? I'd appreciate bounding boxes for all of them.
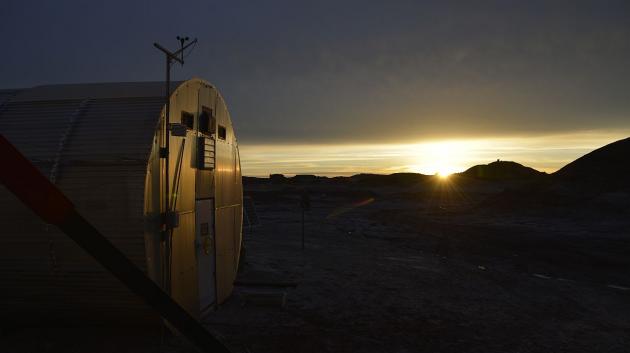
[176,36,190,62]
[153,36,198,294]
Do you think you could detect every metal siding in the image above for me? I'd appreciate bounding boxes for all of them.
[170,212,198,317]
[0,87,164,324]
[212,89,243,304]
[62,97,163,162]
[167,130,199,317]
[0,99,85,163]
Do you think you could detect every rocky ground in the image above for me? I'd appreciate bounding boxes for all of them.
[208,178,630,353]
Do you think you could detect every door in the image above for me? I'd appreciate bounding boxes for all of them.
[195,199,216,315]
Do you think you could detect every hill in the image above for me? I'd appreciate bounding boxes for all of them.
[553,137,630,190]
[460,160,545,180]
[483,137,630,213]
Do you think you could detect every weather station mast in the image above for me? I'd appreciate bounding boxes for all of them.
[153,36,198,294]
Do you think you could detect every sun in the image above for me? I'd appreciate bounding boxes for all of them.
[410,140,469,177]
[436,170,452,179]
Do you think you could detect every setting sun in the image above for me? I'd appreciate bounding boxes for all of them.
[410,140,474,176]
[436,170,451,179]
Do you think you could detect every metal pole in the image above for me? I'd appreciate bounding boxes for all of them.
[301,208,305,250]
[153,37,196,294]
[163,56,171,294]
[165,56,170,212]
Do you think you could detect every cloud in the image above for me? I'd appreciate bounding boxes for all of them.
[1,1,629,145]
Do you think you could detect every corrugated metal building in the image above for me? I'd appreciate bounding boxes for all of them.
[0,78,243,324]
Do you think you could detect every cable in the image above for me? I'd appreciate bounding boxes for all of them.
[183,40,198,60]
[164,139,186,295]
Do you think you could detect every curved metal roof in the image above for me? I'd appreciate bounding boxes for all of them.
[10,81,182,102]
[0,81,178,323]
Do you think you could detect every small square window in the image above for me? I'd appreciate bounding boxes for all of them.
[199,107,215,134]
[181,111,194,129]
[218,125,227,140]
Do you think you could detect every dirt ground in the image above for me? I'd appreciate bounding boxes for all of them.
[208,179,630,353]
[2,178,629,353]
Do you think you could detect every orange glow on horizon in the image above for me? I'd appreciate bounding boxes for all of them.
[436,171,451,179]
[238,131,630,177]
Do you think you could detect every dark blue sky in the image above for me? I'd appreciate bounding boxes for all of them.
[2,0,629,144]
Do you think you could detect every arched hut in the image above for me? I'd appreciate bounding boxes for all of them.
[0,78,242,324]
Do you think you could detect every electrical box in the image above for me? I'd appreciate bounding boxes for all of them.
[197,136,215,170]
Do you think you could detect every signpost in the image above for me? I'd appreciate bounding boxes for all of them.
[300,191,310,250]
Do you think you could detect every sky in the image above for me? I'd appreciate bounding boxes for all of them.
[1,1,629,176]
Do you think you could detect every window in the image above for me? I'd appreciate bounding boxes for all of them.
[199,112,210,133]
[218,125,227,140]
[199,107,215,134]
[181,111,194,129]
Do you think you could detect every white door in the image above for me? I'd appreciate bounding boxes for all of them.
[195,199,216,315]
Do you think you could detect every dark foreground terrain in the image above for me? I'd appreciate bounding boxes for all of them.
[3,172,629,353]
[207,176,630,353]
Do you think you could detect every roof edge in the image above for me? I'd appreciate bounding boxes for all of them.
[10,81,185,102]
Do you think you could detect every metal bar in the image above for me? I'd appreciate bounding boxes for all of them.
[165,57,171,216]
[0,134,232,353]
[162,54,172,295]
[153,43,184,64]
[215,204,243,210]
[153,39,196,64]
[234,280,298,288]
[173,39,197,57]
[170,139,186,211]
[302,209,305,250]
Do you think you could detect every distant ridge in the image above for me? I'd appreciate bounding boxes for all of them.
[349,173,429,186]
[243,173,430,186]
[483,137,630,211]
[460,160,544,180]
[553,137,630,190]
[244,138,630,190]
